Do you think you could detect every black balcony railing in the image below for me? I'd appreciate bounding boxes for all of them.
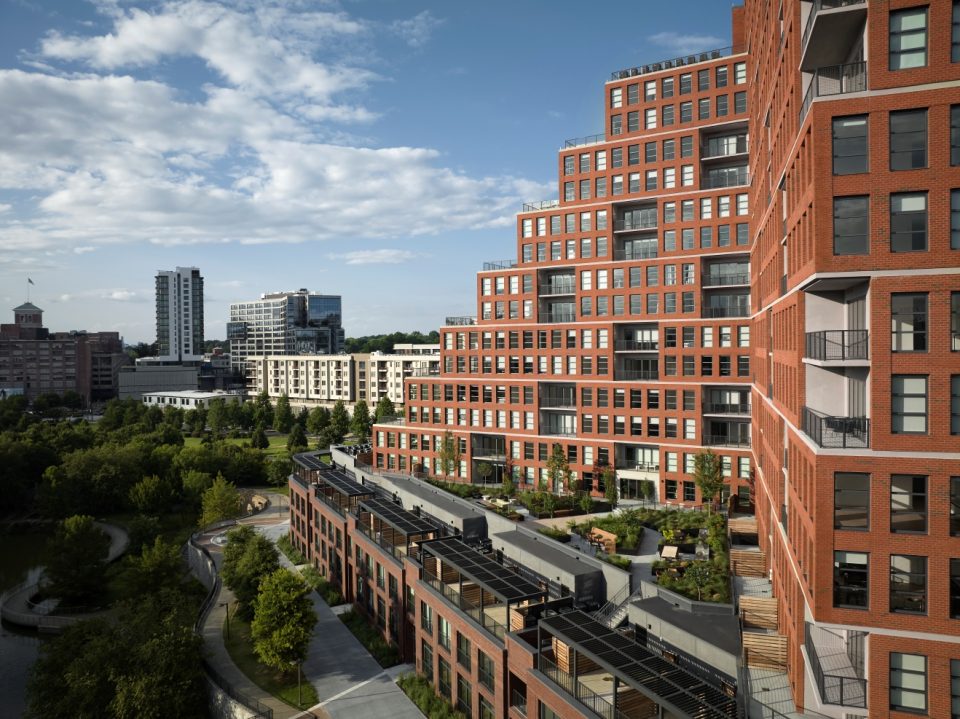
[540,312,576,323]
[702,135,749,159]
[615,339,659,351]
[522,199,560,212]
[613,247,658,261]
[703,433,752,448]
[701,169,750,189]
[617,369,659,381]
[614,212,658,232]
[483,259,517,271]
[541,280,575,295]
[445,316,476,326]
[510,689,528,717]
[805,330,869,361]
[805,624,867,708]
[564,133,605,148]
[610,45,743,81]
[538,654,635,719]
[801,0,867,56]
[703,305,750,318]
[799,61,867,124]
[802,406,870,449]
[540,393,577,408]
[704,272,750,286]
[704,402,751,414]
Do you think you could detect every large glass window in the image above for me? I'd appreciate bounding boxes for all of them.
[832,115,868,174]
[456,632,471,669]
[889,7,928,70]
[953,106,960,165]
[892,375,927,434]
[438,616,451,650]
[478,650,494,691]
[890,475,927,533]
[890,653,927,713]
[953,477,960,536]
[834,472,869,530]
[954,293,960,351]
[890,109,927,170]
[953,375,960,435]
[438,657,452,698]
[833,196,869,255]
[890,192,927,252]
[891,293,927,352]
[952,560,960,619]
[834,551,868,608]
[889,555,926,614]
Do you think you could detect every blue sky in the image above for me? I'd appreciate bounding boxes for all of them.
[0,0,736,343]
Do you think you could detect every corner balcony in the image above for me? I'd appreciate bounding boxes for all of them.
[800,0,867,72]
[482,259,517,271]
[803,623,867,709]
[804,330,869,365]
[799,61,867,124]
[801,406,869,449]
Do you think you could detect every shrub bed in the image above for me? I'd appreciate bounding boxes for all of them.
[300,566,344,606]
[339,610,401,667]
[596,553,632,570]
[536,526,571,543]
[397,673,466,719]
[426,479,482,499]
[276,532,307,565]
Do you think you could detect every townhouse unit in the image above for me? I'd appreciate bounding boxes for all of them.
[288,451,743,719]
[745,0,960,717]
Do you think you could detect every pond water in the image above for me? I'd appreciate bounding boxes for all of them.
[0,530,51,718]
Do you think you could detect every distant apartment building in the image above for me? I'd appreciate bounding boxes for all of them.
[250,345,440,409]
[0,302,128,402]
[227,289,345,376]
[372,24,753,501]
[140,389,241,410]
[155,267,204,362]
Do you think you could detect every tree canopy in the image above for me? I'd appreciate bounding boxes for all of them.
[343,331,439,353]
[45,514,110,605]
[251,568,317,672]
[693,449,724,512]
[328,400,349,444]
[199,474,243,527]
[221,525,280,619]
[351,400,371,439]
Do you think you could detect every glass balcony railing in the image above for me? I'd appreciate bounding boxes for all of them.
[802,406,870,449]
[701,168,749,189]
[614,339,659,351]
[703,433,752,449]
[704,272,750,286]
[804,330,869,361]
[703,305,750,318]
[703,402,751,414]
[540,312,576,323]
[540,280,575,295]
[617,368,659,381]
[613,246,658,261]
[482,259,517,271]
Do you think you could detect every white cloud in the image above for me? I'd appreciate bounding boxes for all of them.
[0,1,549,261]
[330,249,418,265]
[647,31,726,56]
[391,11,442,48]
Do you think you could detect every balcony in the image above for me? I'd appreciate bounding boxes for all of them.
[801,0,867,72]
[804,330,869,362]
[804,623,867,708]
[613,247,657,261]
[614,209,658,233]
[540,389,577,409]
[703,272,750,287]
[617,369,659,381]
[799,61,867,124]
[703,434,751,449]
[540,311,576,324]
[614,339,659,352]
[701,134,748,160]
[702,305,750,318]
[522,199,560,212]
[701,167,749,189]
[483,259,517,271]
[510,688,527,717]
[802,406,869,449]
[703,402,751,415]
[539,278,576,296]
[563,132,605,149]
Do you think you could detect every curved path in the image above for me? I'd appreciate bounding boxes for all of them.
[0,520,129,631]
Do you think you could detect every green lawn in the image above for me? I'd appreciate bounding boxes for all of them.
[182,434,290,457]
[222,609,319,710]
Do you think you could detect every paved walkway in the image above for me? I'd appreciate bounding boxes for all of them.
[257,523,423,719]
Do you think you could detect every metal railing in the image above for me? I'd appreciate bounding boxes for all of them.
[540,280,576,295]
[614,339,659,351]
[444,316,476,326]
[703,402,751,414]
[804,625,867,708]
[510,688,528,716]
[538,654,641,719]
[423,572,507,641]
[703,306,750,318]
[614,461,660,473]
[564,132,605,148]
[522,199,560,212]
[482,259,517,271]
[704,272,750,286]
[702,169,750,189]
[609,45,743,81]
[408,366,440,377]
[539,393,577,408]
[801,0,867,56]
[799,61,867,124]
[802,406,870,449]
[540,312,576,324]
[805,330,869,361]
[701,135,749,159]
[613,247,658,261]
[615,213,658,232]
[703,433,752,448]
[617,369,659,381]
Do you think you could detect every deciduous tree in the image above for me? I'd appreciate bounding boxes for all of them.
[221,526,280,619]
[286,424,308,453]
[46,514,110,605]
[198,474,243,527]
[351,400,371,439]
[693,449,724,513]
[251,568,317,673]
[328,400,350,444]
[273,394,294,434]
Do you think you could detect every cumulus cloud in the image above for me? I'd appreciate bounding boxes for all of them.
[0,1,547,261]
[330,249,418,265]
[647,31,726,56]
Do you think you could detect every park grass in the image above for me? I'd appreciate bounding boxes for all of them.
[222,611,319,710]
[182,434,290,457]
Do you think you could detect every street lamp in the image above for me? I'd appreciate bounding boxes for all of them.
[219,601,230,639]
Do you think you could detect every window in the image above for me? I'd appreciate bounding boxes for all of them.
[890,475,927,533]
[563,156,574,175]
[539,703,561,719]
[952,562,960,619]
[663,138,675,160]
[954,190,960,249]
[438,616,451,650]
[833,196,869,255]
[889,7,928,70]
[680,101,692,123]
[954,375,960,435]
[954,106,960,165]
[679,73,691,94]
[644,80,656,101]
[662,104,674,126]
[680,135,693,157]
[835,472,869,530]
[610,87,622,108]
[734,62,746,84]
[645,142,657,163]
[579,153,590,173]
[611,114,622,135]
[890,653,927,713]
[478,650,494,691]
[954,293,960,351]
[890,109,927,170]
[457,632,471,669]
[891,192,927,252]
[698,97,710,120]
[832,115,868,174]
[645,108,657,129]
[955,1,960,62]
[716,94,728,116]
[734,91,746,114]
[627,111,639,133]
[890,555,926,614]
[891,293,927,352]
[953,477,960,535]
[662,76,674,98]
[421,601,433,633]
[833,551,868,608]
[438,657,452,698]
[628,144,640,165]
[892,375,927,434]
[479,696,493,719]
[698,69,710,91]
[716,65,728,87]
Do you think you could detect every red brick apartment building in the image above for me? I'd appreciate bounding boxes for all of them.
[745,0,960,717]
[351,2,960,718]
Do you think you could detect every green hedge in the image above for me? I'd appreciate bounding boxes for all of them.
[537,526,572,543]
[596,553,632,570]
[397,673,467,719]
[300,566,343,606]
[339,610,401,667]
[276,532,307,565]
[425,479,482,499]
